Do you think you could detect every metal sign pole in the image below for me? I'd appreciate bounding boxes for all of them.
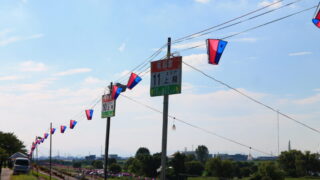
[104,82,113,180]
[160,37,171,180]
[50,123,52,180]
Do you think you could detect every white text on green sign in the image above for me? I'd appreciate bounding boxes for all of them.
[150,56,182,97]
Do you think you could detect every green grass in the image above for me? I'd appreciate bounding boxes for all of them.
[31,170,59,180]
[188,177,320,180]
[11,173,37,180]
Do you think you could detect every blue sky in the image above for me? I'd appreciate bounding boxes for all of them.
[0,0,319,158]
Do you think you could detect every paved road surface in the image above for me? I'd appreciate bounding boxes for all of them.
[0,168,12,180]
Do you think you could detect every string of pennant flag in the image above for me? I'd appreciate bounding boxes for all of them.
[28,4,320,156]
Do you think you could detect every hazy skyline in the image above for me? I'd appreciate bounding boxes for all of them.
[0,0,319,157]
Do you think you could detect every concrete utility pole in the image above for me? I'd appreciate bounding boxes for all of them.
[104,82,113,180]
[36,136,39,177]
[50,122,52,180]
[160,37,171,180]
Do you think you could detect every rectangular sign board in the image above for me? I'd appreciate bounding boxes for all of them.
[101,94,115,118]
[150,56,182,97]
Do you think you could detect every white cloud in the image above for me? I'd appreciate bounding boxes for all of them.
[172,41,205,50]
[0,75,24,81]
[258,0,283,9]
[294,93,320,105]
[183,54,208,71]
[0,78,56,92]
[114,70,131,80]
[54,68,92,76]
[83,77,104,84]
[0,33,44,47]
[288,51,312,56]
[195,0,210,3]
[118,43,126,52]
[231,37,258,43]
[19,61,48,72]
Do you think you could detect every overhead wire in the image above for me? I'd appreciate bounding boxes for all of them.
[120,94,273,156]
[178,5,317,52]
[183,61,320,135]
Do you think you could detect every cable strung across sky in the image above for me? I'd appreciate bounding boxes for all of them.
[120,94,273,156]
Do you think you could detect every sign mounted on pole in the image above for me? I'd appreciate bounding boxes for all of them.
[101,94,115,118]
[150,56,182,97]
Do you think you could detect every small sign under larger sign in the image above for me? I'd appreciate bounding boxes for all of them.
[101,94,115,118]
[150,56,182,97]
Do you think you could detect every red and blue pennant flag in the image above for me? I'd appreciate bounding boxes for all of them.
[127,73,142,90]
[85,109,94,120]
[60,125,67,133]
[70,120,77,129]
[51,128,56,135]
[111,85,122,100]
[207,39,228,65]
[44,133,49,139]
[312,3,320,28]
[40,138,44,143]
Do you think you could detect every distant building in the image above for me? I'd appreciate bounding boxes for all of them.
[85,155,96,161]
[255,156,278,161]
[214,154,248,161]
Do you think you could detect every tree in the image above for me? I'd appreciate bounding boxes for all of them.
[185,160,204,176]
[205,157,234,179]
[250,162,284,180]
[109,163,122,174]
[73,161,82,168]
[278,150,320,177]
[195,145,209,164]
[135,147,150,157]
[92,160,103,169]
[0,131,26,155]
[108,158,117,166]
[170,152,186,179]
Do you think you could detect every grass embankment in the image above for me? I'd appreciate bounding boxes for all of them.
[31,170,59,180]
[188,177,320,180]
[10,174,37,180]
[10,170,59,180]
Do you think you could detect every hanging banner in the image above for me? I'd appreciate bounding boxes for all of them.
[150,56,182,97]
[101,94,115,118]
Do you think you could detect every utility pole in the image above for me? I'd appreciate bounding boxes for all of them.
[277,110,280,156]
[104,82,113,180]
[160,37,171,180]
[50,122,52,180]
[36,136,39,177]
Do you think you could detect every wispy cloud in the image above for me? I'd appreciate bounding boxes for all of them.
[0,33,44,47]
[288,51,312,56]
[54,68,92,76]
[118,43,126,52]
[258,0,283,9]
[231,37,258,43]
[83,77,104,84]
[195,0,210,4]
[294,93,320,105]
[172,41,205,50]
[19,61,48,72]
[0,75,24,81]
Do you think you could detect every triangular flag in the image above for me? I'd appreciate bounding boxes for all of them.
[85,109,94,120]
[207,39,228,65]
[70,120,77,129]
[44,133,49,139]
[127,73,142,90]
[51,128,56,135]
[60,125,67,133]
[312,3,320,28]
[111,85,122,100]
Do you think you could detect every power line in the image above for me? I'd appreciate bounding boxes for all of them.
[183,61,320,135]
[120,94,273,156]
[172,0,301,44]
[178,5,317,52]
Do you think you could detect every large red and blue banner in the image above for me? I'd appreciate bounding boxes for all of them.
[207,39,228,65]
